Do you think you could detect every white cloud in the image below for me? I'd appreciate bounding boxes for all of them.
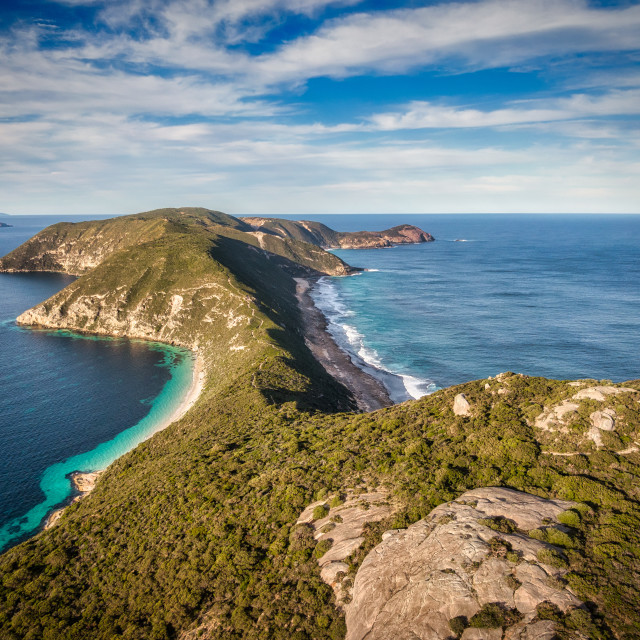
[368,89,640,131]
[0,0,638,214]
[254,0,640,82]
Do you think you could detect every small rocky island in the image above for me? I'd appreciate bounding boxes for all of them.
[0,207,638,640]
[0,221,12,228]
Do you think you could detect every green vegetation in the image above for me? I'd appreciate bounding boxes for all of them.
[448,615,468,636]
[313,505,330,520]
[0,208,639,639]
[469,603,523,628]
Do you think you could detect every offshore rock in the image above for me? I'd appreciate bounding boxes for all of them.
[346,487,582,640]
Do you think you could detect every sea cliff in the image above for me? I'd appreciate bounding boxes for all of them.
[0,208,639,640]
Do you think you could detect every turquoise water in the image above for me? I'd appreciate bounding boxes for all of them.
[277,214,640,402]
[0,216,194,552]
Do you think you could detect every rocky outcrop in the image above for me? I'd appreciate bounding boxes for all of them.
[0,222,12,228]
[70,471,103,493]
[297,490,397,609]
[44,471,104,530]
[346,487,583,640]
[335,225,434,249]
[533,383,638,452]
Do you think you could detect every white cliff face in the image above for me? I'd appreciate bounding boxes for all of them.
[346,488,582,640]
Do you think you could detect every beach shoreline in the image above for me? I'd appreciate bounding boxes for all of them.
[295,277,393,412]
[44,353,205,530]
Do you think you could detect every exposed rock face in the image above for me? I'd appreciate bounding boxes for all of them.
[70,471,103,493]
[572,385,635,402]
[453,393,472,416]
[335,225,434,249]
[532,382,638,453]
[346,487,582,640]
[297,490,396,609]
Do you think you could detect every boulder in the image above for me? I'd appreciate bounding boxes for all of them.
[453,393,471,416]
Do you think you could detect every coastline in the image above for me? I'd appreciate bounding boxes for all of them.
[41,353,205,532]
[295,277,393,412]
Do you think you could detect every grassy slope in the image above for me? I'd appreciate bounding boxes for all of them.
[0,212,639,640]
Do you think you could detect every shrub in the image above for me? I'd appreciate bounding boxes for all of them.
[314,539,332,559]
[312,504,329,520]
[469,603,523,628]
[537,548,568,569]
[558,509,581,528]
[478,516,518,534]
[329,494,345,508]
[449,616,468,636]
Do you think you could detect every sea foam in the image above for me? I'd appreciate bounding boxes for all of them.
[311,277,434,403]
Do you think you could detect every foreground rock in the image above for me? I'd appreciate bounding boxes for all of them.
[346,487,583,640]
[297,489,397,608]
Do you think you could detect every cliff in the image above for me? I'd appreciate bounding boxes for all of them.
[0,210,638,640]
[244,217,435,249]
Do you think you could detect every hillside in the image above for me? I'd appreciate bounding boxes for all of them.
[0,209,639,640]
[243,217,435,249]
[0,208,353,277]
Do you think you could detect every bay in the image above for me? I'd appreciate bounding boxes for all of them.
[0,215,194,551]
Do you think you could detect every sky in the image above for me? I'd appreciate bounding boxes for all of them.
[1,0,639,215]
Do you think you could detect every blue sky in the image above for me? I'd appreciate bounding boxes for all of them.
[1,0,639,214]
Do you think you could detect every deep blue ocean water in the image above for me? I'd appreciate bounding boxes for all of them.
[0,216,194,552]
[277,214,640,402]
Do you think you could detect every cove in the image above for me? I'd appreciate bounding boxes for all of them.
[0,273,195,552]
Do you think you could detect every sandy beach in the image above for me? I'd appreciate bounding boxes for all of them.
[295,277,392,412]
[154,353,205,435]
[44,353,206,529]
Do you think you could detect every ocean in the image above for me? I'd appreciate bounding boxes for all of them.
[0,216,194,552]
[277,214,640,402]
[1,212,639,550]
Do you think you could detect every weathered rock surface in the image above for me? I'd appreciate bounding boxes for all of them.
[453,393,471,416]
[533,383,638,453]
[70,470,104,493]
[572,385,636,402]
[345,487,582,640]
[297,490,396,608]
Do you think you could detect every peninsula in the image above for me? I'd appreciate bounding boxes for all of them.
[0,207,638,640]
